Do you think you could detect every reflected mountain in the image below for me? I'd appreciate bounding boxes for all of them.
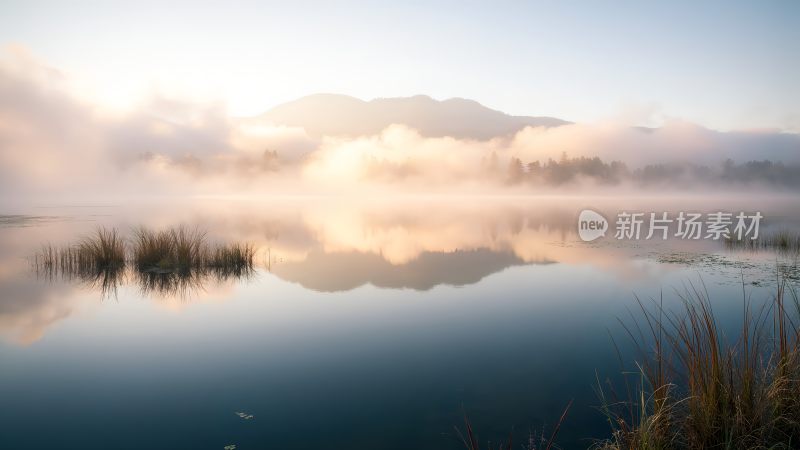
[271,248,545,292]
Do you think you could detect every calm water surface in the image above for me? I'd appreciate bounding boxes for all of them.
[0,196,798,449]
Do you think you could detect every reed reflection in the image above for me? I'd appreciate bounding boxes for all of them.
[32,227,256,299]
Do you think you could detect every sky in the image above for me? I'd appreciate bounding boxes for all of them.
[0,0,798,131]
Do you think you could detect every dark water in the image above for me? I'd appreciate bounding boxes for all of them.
[0,196,798,449]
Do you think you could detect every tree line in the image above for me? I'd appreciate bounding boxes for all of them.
[502,153,800,188]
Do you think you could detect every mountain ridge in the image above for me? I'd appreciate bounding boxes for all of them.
[255,93,570,140]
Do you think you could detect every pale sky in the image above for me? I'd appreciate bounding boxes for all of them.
[1,0,798,131]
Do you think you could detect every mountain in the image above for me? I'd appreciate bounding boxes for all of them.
[256,94,569,140]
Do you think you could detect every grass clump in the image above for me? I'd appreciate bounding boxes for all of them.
[34,226,255,297]
[132,226,208,272]
[33,227,126,297]
[131,228,255,297]
[207,242,256,276]
[132,226,255,274]
[596,278,800,449]
[35,227,125,275]
[725,230,800,253]
[77,227,126,269]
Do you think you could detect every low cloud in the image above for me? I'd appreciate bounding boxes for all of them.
[1,46,798,201]
[510,121,800,167]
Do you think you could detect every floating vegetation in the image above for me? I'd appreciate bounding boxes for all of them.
[654,251,800,286]
[32,226,256,298]
[656,251,758,270]
[235,412,254,420]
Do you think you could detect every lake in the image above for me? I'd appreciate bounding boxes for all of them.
[1,195,798,449]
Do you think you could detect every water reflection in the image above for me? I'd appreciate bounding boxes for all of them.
[136,267,256,299]
[1,195,799,345]
[33,251,256,300]
[35,262,125,298]
[2,197,800,450]
[271,248,538,291]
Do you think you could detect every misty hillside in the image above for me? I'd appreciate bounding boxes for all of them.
[257,94,569,140]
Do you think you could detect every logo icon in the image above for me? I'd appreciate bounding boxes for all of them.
[578,209,608,242]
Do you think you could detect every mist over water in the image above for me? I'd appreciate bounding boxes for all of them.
[0,195,798,449]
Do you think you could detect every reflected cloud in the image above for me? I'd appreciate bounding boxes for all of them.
[0,259,96,345]
[2,195,798,344]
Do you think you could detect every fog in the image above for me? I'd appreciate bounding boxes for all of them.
[1,47,798,202]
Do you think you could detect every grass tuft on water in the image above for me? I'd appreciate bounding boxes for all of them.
[596,277,800,449]
[132,226,255,273]
[35,227,125,275]
[33,227,127,297]
[725,230,800,253]
[34,226,255,293]
[132,226,208,272]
